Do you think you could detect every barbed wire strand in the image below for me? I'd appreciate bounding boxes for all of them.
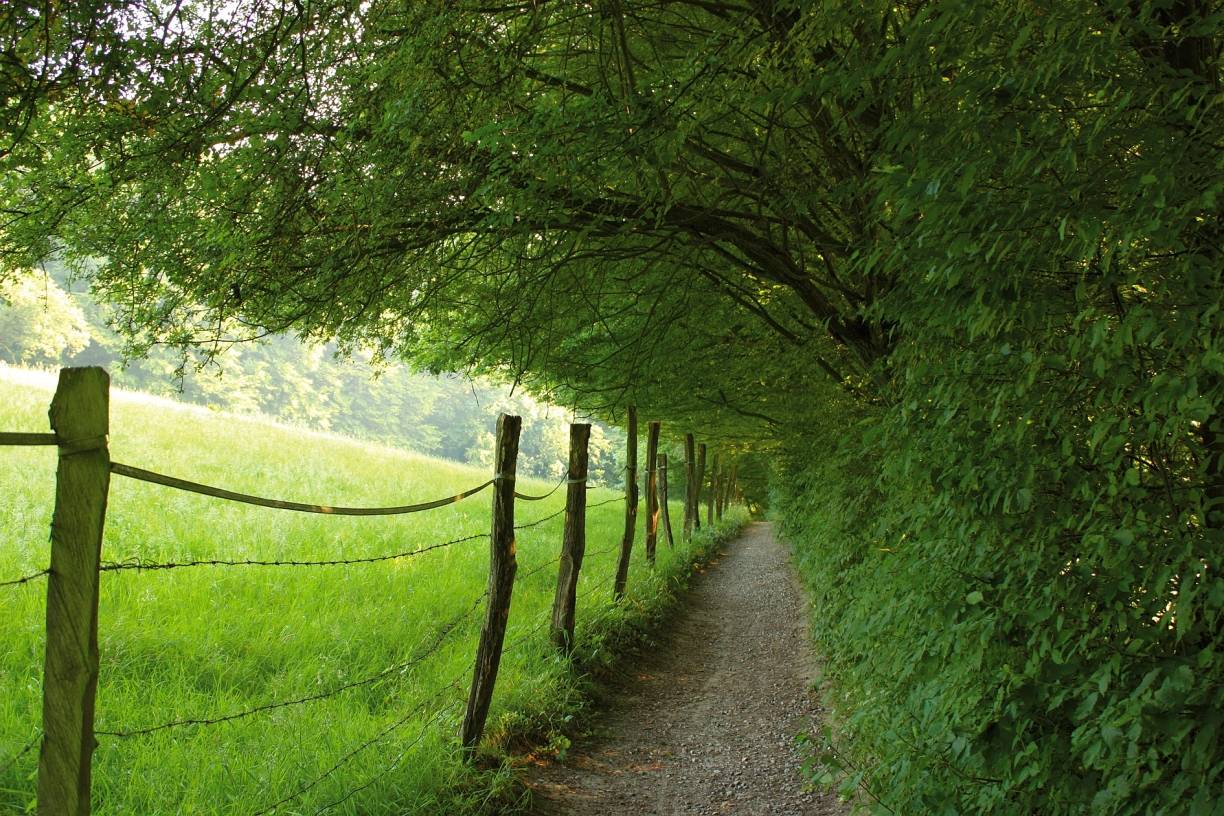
[511,495,623,534]
[514,506,567,532]
[97,591,488,738]
[0,731,41,776]
[111,461,495,516]
[0,568,50,589]
[252,676,467,816]
[98,532,488,574]
[311,699,463,815]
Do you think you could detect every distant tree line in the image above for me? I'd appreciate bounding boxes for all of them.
[0,262,627,484]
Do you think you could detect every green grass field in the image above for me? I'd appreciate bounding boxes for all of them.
[0,366,744,815]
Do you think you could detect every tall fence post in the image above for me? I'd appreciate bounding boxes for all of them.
[694,443,707,531]
[38,367,110,816]
[683,433,696,539]
[612,406,638,599]
[644,421,660,565]
[716,457,727,521]
[461,413,521,751]
[658,453,675,548]
[707,452,719,527]
[550,423,590,653]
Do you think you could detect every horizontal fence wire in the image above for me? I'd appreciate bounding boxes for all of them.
[96,590,488,739]
[0,731,41,776]
[98,532,488,574]
[310,698,463,816]
[0,432,57,446]
[514,506,567,532]
[512,495,623,533]
[110,461,495,516]
[517,552,563,582]
[251,676,467,816]
[0,568,50,589]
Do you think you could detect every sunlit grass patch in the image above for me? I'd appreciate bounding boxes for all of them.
[0,368,741,814]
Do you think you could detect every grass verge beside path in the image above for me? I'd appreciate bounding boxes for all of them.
[0,366,745,815]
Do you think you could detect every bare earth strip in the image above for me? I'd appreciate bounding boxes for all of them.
[521,522,848,816]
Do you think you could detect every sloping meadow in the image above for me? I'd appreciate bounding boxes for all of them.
[0,368,742,814]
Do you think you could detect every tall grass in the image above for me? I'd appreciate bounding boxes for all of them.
[0,367,744,814]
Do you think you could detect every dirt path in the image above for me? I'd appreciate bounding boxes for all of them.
[521,522,847,816]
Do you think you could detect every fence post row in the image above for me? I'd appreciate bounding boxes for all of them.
[461,413,521,750]
[694,443,706,531]
[683,433,696,539]
[658,453,675,548]
[612,406,637,600]
[550,423,590,653]
[644,421,661,565]
[39,367,110,816]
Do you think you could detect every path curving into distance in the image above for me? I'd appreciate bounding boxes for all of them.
[522,522,848,816]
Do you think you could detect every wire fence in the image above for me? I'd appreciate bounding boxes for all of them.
[0,372,734,815]
[97,532,490,574]
[95,589,490,739]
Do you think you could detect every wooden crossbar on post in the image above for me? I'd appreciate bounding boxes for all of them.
[461,413,521,751]
[38,367,110,816]
[644,421,660,565]
[683,434,696,539]
[612,407,637,600]
[550,423,590,653]
[658,453,675,548]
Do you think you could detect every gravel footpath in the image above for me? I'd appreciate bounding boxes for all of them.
[520,522,847,816]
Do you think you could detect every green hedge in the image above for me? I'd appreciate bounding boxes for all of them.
[771,2,1223,813]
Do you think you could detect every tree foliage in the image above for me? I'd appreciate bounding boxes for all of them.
[1,1,1222,813]
[0,268,90,363]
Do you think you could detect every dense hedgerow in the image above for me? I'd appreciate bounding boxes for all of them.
[775,2,1223,814]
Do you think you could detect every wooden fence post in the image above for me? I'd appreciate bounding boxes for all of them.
[612,407,638,600]
[694,443,706,531]
[38,367,110,816]
[683,433,696,539]
[707,452,719,528]
[643,421,660,565]
[550,423,590,653]
[461,413,521,751]
[716,458,727,521]
[658,453,675,548]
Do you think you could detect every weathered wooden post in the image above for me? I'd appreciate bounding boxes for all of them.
[658,453,675,548]
[716,458,727,521]
[643,421,660,565]
[694,443,707,531]
[707,453,719,527]
[683,433,696,539]
[461,414,521,750]
[38,367,110,816]
[612,406,638,599]
[550,423,590,653]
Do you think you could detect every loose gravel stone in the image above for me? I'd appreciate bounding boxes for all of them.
[521,522,847,816]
